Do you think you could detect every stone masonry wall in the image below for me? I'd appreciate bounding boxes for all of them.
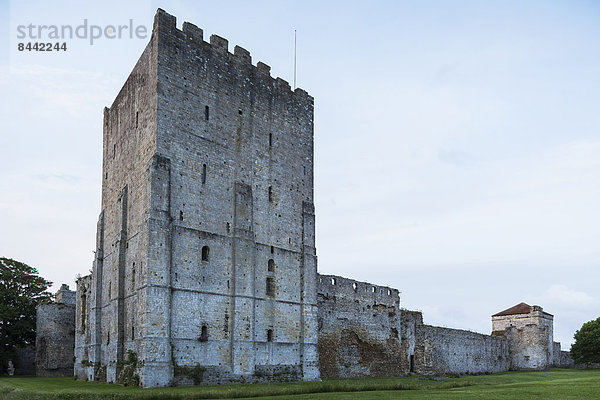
[75,5,160,385]
[317,274,512,377]
[317,274,420,378]
[36,285,76,377]
[552,342,574,368]
[492,307,554,370]
[77,8,318,388]
[74,275,92,380]
[414,325,509,374]
[149,9,318,386]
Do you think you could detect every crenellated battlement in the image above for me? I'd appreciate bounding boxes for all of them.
[152,8,309,101]
[182,21,203,42]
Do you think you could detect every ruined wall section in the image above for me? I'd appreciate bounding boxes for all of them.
[74,275,92,380]
[414,325,509,375]
[552,342,574,368]
[36,285,76,377]
[317,274,413,378]
[316,274,514,377]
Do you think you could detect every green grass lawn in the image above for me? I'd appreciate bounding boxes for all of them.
[0,369,598,400]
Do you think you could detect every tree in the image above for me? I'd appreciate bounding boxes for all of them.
[570,317,600,364]
[0,257,52,373]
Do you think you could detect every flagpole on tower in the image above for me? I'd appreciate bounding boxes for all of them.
[294,29,297,89]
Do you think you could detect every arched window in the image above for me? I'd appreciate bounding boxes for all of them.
[267,329,273,342]
[201,246,210,262]
[199,325,208,342]
[268,259,275,272]
[268,186,273,202]
[201,164,207,184]
[204,105,209,121]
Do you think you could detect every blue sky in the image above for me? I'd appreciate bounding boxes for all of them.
[1,0,598,347]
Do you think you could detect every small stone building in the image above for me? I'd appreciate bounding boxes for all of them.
[491,302,570,371]
[36,284,76,376]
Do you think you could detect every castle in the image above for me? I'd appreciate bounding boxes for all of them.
[34,9,574,387]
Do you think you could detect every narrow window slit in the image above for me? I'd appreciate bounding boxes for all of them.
[199,325,208,342]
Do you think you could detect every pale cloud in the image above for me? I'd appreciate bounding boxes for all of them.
[538,285,596,308]
[437,147,477,168]
[33,173,81,183]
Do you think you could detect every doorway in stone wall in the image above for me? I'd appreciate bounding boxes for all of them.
[409,355,415,372]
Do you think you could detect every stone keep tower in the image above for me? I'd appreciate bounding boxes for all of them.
[491,303,554,370]
[75,9,319,387]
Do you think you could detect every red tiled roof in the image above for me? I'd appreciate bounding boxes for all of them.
[492,302,531,317]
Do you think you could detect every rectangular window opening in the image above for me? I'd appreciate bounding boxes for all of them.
[266,277,275,297]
